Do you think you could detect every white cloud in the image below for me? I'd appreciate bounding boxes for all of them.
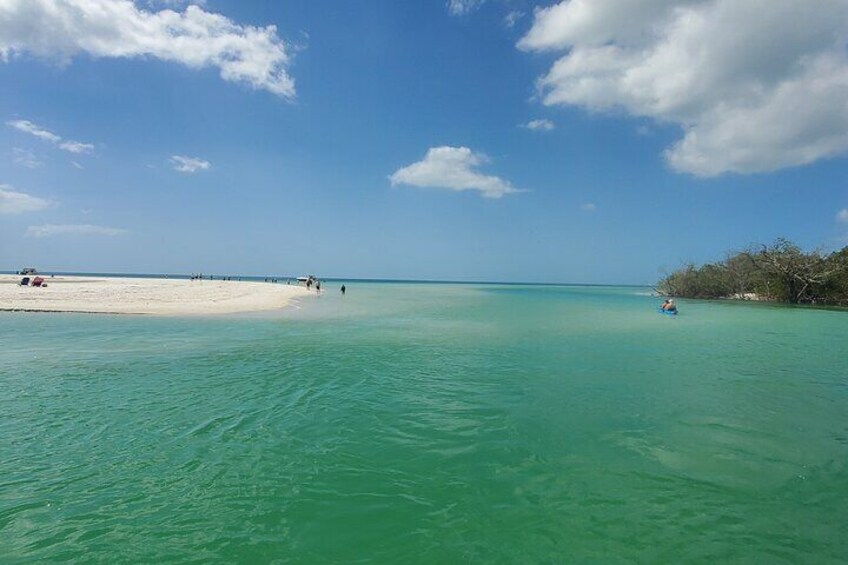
[581,202,597,212]
[144,0,207,8]
[7,119,94,154]
[0,0,296,98]
[837,208,848,223]
[523,118,555,131]
[519,0,848,176]
[447,0,485,16]
[7,119,60,142]
[169,155,210,173]
[12,148,44,168]
[0,184,52,214]
[59,141,95,154]
[390,146,521,199]
[504,11,524,28]
[26,224,127,238]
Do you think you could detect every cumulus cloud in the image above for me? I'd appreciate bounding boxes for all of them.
[0,0,296,98]
[447,0,485,16]
[26,224,127,238]
[390,146,520,199]
[0,184,52,214]
[519,0,848,176]
[523,118,555,131]
[837,208,848,223]
[169,155,210,173]
[7,119,94,154]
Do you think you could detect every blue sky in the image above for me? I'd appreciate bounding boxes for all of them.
[1,0,847,284]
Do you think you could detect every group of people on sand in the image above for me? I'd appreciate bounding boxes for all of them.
[305,276,347,296]
[660,298,677,312]
[191,274,240,281]
[188,272,348,295]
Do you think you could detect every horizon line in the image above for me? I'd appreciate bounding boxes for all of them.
[1,270,652,288]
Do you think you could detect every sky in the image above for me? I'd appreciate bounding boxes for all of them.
[1,0,847,284]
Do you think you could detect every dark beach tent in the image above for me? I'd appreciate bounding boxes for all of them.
[32,277,45,287]
[20,277,30,286]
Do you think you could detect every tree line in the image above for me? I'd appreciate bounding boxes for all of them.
[656,238,848,306]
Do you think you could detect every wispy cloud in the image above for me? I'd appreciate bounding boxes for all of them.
[0,0,296,98]
[7,119,94,154]
[26,224,127,238]
[7,119,60,142]
[504,11,524,28]
[169,155,211,173]
[447,0,485,16]
[523,119,555,131]
[143,0,208,8]
[0,184,52,214]
[59,141,95,154]
[12,148,44,169]
[636,125,653,137]
[519,0,848,176]
[581,203,597,212]
[390,146,521,199]
[837,208,848,223]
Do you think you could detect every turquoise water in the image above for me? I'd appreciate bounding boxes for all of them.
[2,283,847,562]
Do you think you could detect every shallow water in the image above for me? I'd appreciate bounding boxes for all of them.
[2,283,847,562]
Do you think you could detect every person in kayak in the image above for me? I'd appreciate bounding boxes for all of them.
[661,299,677,312]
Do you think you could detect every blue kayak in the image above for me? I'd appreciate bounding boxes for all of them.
[658,307,678,315]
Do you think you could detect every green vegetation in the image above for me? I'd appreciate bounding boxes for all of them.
[657,238,848,306]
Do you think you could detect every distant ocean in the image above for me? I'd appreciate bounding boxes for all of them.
[2,283,847,562]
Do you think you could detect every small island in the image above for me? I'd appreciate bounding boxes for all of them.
[657,238,848,307]
[0,274,312,315]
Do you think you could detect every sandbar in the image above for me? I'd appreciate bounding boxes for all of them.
[0,275,312,316]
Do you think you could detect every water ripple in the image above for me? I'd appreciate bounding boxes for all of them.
[2,290,847,562]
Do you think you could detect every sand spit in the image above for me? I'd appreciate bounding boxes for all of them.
[0,275,312,316]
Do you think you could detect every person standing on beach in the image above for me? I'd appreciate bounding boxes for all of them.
[341,284,346,295]
[316,280,321,293]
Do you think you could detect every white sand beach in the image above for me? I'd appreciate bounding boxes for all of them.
[0,275,312,315]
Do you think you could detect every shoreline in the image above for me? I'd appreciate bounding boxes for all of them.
[0,274,313,316]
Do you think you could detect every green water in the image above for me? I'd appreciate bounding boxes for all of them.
[2,283,847,563]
